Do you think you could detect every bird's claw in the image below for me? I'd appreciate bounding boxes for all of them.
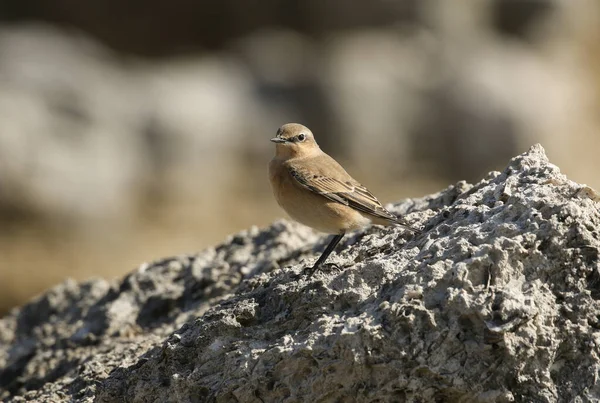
[322,262,340,271]
[300,262,340,278]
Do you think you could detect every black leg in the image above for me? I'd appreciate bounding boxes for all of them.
[310,232,345,271]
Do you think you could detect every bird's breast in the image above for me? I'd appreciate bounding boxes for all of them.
[268,158,372,233]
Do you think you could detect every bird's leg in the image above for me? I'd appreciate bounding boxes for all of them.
[310,232,345,272]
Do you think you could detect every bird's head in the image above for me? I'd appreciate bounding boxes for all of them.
[271,123,320,158]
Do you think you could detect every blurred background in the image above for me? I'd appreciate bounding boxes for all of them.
[0,0,599,316]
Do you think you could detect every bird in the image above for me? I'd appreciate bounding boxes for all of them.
[268,123,421,274]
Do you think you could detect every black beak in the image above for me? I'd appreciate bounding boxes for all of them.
[270,137,287,143]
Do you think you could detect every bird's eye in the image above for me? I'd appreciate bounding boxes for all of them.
[297,134,306,142]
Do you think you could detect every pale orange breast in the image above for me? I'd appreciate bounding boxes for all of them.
[269,158,372,234]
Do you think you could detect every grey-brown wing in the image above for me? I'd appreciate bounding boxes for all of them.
[288,166,398,222]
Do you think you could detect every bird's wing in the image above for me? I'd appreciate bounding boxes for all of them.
[287,165,399,222]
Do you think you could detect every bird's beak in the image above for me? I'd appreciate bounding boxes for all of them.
[270,137,287,143]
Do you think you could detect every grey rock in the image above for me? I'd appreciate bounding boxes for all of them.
[2,144,600,402]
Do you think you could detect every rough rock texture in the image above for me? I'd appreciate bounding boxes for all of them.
[2,144,600,402]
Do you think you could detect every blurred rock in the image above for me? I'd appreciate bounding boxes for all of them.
[233,30,340,155]
[0,25,258,232]
[324,27,441,174]
[1,3,597,228]
[0,26,145,228]
[1,145,600,401]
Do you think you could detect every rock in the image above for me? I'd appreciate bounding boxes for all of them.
[1,144,600,402]
[0,25,258,230]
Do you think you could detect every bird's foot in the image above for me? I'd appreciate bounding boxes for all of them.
[321,262,340,271]
[301,265,318,277]
[299,262,340,278]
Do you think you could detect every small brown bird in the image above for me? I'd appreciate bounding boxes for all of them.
[268,123,421,272]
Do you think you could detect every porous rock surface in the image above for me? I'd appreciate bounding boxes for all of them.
[1,144,600,402]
